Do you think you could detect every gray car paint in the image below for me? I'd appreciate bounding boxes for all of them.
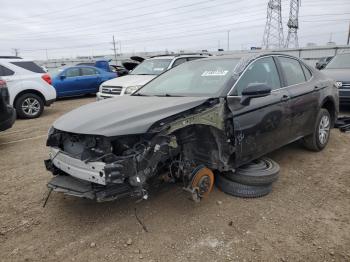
[53,96,210,137]
[322,68,350,82]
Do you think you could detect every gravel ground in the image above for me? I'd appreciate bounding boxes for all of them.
[0,97,349,262]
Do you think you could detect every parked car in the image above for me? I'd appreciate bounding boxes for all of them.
[321,53,350,105]
[52,66,117,98]
[0,78,16,131]
[316,56,334,70]
[45,53,338,202]
[0,57,56,119]
[96,54,208,100]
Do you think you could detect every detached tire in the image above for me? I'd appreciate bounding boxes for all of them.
[302,108,331,151]
[216,175,272,198]
[15,93,44,119]
[225,157,279,186]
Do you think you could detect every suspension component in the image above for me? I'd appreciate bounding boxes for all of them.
[185,165,214,202]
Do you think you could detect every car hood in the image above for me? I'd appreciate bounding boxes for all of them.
[53,96,210,137]
[101,74,156,88]
[322,68,350,82]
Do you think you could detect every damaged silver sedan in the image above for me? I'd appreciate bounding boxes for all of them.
[45,53,338,202]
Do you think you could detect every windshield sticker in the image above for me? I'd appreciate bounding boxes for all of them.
[201,70,228,76]
[154,68,164,71]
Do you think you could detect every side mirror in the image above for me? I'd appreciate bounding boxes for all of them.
[316,62,326,70]
[240,83,272,106]
[60,75,66,80]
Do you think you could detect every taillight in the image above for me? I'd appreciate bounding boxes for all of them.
[42,74,52,85]
[0,79,6,88]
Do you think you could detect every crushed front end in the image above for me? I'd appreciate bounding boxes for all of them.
[45,98,236,202]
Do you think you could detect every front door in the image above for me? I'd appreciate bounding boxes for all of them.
[56,67,81,96]
[227,56,292,166]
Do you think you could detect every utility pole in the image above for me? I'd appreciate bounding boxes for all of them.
[45,49,49,60]
[347,21,350,45]
[119,40,122,55]
[112,35,117,64]
[262,0,284,49]
[12,48,20,57]
[285,0,300,48]
[227,30,230,51]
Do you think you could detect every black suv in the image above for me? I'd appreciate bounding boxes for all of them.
[0,79,16,131]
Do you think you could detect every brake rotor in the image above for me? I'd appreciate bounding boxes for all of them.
[190,167,214,199]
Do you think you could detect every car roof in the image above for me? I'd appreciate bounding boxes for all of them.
[149,53,209,60]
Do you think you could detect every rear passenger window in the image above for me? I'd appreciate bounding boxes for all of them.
[65,68,80,77]
[10,61,45,73]
[0,65,15,76]
[234,57,281,96]
[81,68,98,76]
[301,64,312,81]
[278,57,306,86]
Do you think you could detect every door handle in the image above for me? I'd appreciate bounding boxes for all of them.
[281,94,290,102]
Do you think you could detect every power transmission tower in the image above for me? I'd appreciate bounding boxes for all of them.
[285,0,300,48]
[262,0,284,49]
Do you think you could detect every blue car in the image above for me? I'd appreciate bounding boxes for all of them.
[52,66,117,98]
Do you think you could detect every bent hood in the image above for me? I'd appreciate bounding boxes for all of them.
[101,74,156,88]
[322,69,350,82]
[53,96,210,137]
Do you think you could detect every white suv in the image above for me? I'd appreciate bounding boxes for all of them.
[0,57,56,119]
[96,54,208,100]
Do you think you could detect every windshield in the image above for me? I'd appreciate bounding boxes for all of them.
[135,58,240,97]
[131,59,172,75]
[326,54,350,69]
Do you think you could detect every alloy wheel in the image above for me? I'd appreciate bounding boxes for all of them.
[318,115,330,145]
[22,97,41,116]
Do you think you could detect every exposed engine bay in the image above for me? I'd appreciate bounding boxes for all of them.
[45,98,236,202]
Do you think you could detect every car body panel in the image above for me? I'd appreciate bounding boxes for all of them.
[53,96,210,136]
[0,79,16,131]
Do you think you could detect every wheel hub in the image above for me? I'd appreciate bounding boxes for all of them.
[189,167,214,202]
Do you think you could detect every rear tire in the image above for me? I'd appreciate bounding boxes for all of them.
[224,157,279,186]
[302,109,331,151]
[215,174,272,198]
[15,93,44,119]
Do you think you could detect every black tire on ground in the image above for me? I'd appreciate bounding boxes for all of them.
[15,93,44,119]
[215,174,272,198]
[301,108,331,152]
[224,157,280,186]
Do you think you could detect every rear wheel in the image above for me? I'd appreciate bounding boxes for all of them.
[302,109,331,151]
[15,93,44,119]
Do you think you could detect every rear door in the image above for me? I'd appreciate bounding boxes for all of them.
[78,67,101,93]
[227,56,292,166]
[276,56,319,138]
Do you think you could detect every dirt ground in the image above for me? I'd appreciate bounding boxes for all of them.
[0,97,349,262]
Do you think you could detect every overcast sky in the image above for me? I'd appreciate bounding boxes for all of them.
[0,0,349,59]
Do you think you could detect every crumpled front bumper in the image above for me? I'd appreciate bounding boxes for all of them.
[47,175,134,202]
[45,147,139,201]
[48,147,106,185]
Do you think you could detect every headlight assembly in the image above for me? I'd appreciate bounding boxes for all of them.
[124,85,142,95]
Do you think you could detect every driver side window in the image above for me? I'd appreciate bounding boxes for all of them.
[233,57,281,96]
